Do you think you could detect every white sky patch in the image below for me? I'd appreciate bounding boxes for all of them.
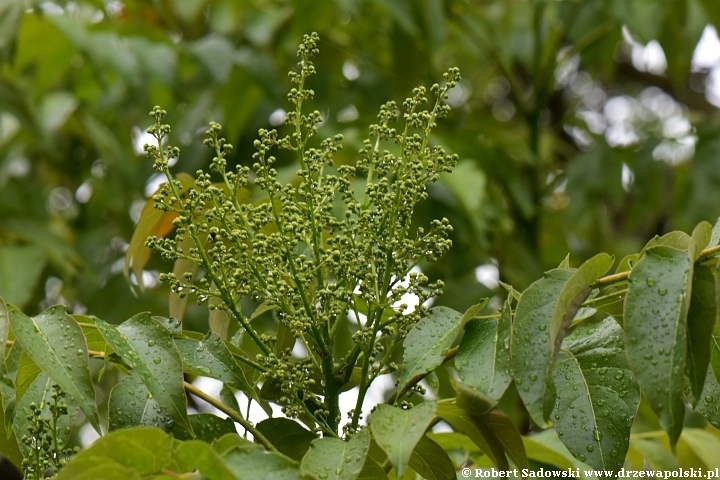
[392,265,434,314]
[342,60,360,81]
[621,163,634,192]
[475,264,499,290]
[692,25,720,71]
[337,104,359,123]
[269,108,286,126]
[338,374,396,426]
[132,126,156,155]
[79,422,101,447]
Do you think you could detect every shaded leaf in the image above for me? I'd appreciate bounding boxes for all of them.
[173,413,237,443]
[12,373,78,461]
[455,297,512,400]
[0,383,22,469]
[696,367,720,429]
[690,221,712,260]
[0,245,46,309]
[0,297,8,374]
[212,432,254,456]
[255,417,317,462]
[686,265,716,404]
[175,333,260,403]
[455,382,497,414]
[625,246,691,447]
[14,351,39,406]
[436,403,507,469]
[398,302,487,395]
[95,314,192,433]
[9,305,99,432]
[301,428,370,480]
[108,370,174,432]
[407,435,455,480]
[523,437,576,471]
[369,402,436,476]
[552,318,640,472]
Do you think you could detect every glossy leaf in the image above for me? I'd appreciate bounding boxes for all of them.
[12,373,78,460]
[222,444,314,480]
[369,401,437,477]
[95,313,192,433]
[62,427,174,476]
[301,428,370,480]
[173,413,237,443]
[696,367,720,429]
[255,417,317,462]
[512,254,615,427]
[398,302,486,395]
[15,351,41,403]
[436,403,507,469]
[108,370,174,431]
[175,333,260,403]
[686,265,716,403]
[511,268,572,427]
[9,305,99,432]
[407,435,455,480]
[456,297,512,400]
[174,440,236,480]
[552,318,640,472]
[625,246,691,447]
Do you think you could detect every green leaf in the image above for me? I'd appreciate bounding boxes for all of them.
[398,302,487,396]
[212,432,254,456]
[189,35,236,83]
[0,297,8,374]
[696,367,720,429]
[475,408,528,469]
[63,427,174,476]
[12,373,78,461]
[407,435,455,480]
[175,333,260,403]
[108,370,174,431]
[710,216,720,248]
[643,231,691,252]
[592,285,627,326]
[627,438,677,470]
[369,401,437,476]
[455,382,497,414]
[690,221,712,260]
[357,454,388,479]
[220,384,242,413]
[552,318,640,472]
[55,456,144,480]
[680,428,720,469]
[9,305,100,432]
[301,428,370,480]
[511,269,572,427]
[455,297,512,400]
[625,246,692,447]
[14,351,40,403]
[686,265,716,404]
[512,254,615,427]
[174,440,236,480]
[0,383,22,469]
[255,418,317,462]
[523,437,575,471]
[173,413,237,443]
[0,245,46,309]
[222,444,315,480]
[95,313,192,434]
[435,404,507,469]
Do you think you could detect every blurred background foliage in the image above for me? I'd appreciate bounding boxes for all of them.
[3,0,720,458]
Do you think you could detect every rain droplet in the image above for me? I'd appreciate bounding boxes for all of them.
[658,288,667,296]
[587,445,594,452]
[646,278,656,287]
[153,357,161,364]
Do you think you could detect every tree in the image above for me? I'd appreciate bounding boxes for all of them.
[2,0,720,478]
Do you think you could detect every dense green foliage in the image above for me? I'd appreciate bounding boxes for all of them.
[3,0,720,478]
